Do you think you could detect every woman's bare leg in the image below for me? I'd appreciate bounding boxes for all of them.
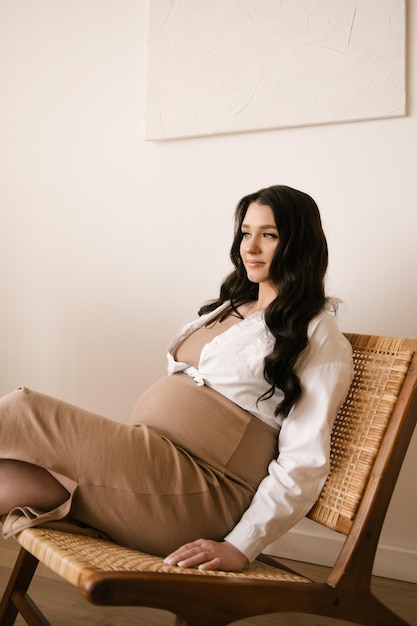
[0,459,70,515]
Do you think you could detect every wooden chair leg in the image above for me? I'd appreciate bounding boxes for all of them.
[0,546,49,626]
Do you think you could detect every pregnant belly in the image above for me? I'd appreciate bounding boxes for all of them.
[129,373,277,486]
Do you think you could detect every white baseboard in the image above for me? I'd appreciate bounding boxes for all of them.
[264,524,417,584]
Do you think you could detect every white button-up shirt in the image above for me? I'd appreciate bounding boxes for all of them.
[167,302,354,561]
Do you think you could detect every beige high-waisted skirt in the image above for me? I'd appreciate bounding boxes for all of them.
[0,376,277,555]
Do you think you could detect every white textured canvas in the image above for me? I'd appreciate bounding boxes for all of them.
[145,0,406,140]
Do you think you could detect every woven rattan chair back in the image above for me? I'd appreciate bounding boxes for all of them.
[1,333,416,626]
[308,334,414,535]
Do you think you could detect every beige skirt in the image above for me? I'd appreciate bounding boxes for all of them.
[0,377,277,555]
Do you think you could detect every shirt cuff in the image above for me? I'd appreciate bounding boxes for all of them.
[224,523,268,563]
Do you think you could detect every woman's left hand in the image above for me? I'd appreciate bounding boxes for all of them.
[164,539,248,572]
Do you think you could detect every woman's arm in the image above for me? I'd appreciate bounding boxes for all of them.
[224,357,353,562]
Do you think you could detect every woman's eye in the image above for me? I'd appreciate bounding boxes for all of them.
[263,232,278,239]
[241,232,250,238]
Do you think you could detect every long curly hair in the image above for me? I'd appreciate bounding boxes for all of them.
[199,185,329,417]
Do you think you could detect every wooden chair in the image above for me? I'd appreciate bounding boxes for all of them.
[1,333,416,626]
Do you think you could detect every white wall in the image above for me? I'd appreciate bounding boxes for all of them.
[0,1,416,582]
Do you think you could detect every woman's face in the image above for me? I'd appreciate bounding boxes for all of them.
[239,202,279,286]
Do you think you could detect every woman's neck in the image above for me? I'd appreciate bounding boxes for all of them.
[256,281,277,311]
[241,283,277,318]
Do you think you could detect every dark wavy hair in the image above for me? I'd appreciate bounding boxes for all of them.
[199,185,329,418]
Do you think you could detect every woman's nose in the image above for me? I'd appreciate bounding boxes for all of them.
[245,237,261,253]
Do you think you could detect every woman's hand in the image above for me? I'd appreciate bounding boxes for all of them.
[164,539,248,572]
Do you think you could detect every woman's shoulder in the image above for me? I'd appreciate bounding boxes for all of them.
[305,305,353,367]
[308,302,346,337]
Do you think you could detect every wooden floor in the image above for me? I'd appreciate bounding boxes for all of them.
[1,535,416,626]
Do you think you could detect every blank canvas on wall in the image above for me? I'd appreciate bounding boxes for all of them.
[145,0,406,141]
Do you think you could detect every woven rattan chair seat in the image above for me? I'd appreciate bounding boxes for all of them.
[16,527,311,586]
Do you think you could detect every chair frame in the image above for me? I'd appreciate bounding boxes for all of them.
[1,333,417,626]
